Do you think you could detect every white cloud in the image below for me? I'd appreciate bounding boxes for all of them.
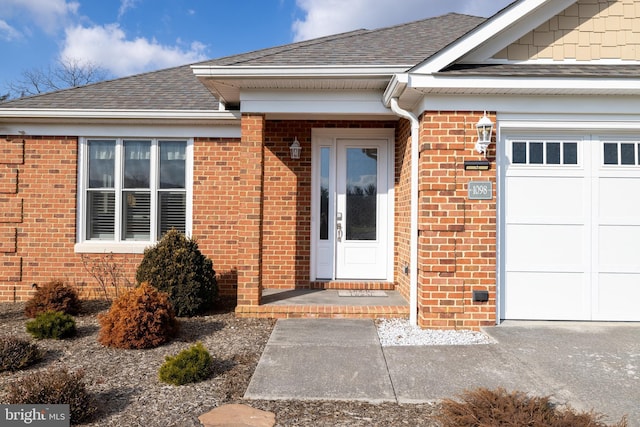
[118,0,140,19]
[61,24,208,77]
[0,19,21,41]
[0,0,79,35]
[293,0,514,41]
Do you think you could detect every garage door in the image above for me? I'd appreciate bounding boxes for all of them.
[502,136,640,321]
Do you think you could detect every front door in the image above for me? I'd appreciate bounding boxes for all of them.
[312,129,393,281]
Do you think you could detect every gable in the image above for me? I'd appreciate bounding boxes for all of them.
[493,0,640,61]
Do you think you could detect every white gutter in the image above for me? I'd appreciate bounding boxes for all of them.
[191,64,412,78]
[0,108,241,121]
[389,97,419,326]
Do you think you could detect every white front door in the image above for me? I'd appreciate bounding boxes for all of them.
[312,129,393,281]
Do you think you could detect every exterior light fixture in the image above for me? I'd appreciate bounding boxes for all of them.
[290,137,302,160]
[475,112,494,155]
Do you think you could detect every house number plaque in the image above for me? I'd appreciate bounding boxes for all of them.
[467,181,493,200]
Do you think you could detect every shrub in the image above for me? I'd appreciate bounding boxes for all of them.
[7,366,97,424]
[0,336,43,372]
[136,229,217,317]
[25,279,81,318]
[158,342,213,385]
[98,282,178,349]
[26,311,77,340]
[437,387,628,427]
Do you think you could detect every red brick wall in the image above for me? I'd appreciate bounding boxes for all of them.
[0,135,244,302]
[0,136,142,301]
[417,111,497,330]
[192,137,243,296]
[394,119,412,302]
[260,120,398,291]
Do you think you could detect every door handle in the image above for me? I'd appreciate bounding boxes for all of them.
[336,222,342,242]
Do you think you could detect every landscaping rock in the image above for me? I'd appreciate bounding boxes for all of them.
[199,404,275,427]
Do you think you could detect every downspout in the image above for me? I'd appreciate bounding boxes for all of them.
[389,97,419,326]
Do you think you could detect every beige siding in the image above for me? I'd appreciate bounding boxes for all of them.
[494,0,640,61]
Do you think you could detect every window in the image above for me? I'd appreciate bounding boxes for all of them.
[81,138,190,246]
[512,140,578,165]
[603,142,640,166]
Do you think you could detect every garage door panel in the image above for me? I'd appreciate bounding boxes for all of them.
[505,224,584,270]
[506,176,584,219]
[503,136,640,322]
[598,225,640,272]
[594,273,640,321]
[599,178,640,223]
[504,272,589,320]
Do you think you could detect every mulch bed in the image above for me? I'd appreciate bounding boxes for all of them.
[0,299,439,426]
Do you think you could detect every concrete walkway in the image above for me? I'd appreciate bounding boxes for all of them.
[245,319,640,425]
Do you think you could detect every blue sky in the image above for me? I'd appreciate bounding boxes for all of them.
[0,0,514,93]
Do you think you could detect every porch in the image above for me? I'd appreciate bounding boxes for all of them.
[235,288,410,320]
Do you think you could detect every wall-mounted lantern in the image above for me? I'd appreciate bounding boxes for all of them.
[290,137,302,160]
[475,112,494,155]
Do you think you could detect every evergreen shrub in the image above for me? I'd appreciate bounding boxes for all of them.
[26,311,77,340]
[136,229,217,317]
[158,342,213,385]
[98,282,178,349]
[25,279,81,318]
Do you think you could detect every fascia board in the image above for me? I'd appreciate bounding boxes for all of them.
[412,0,577,74]
[239,89,391,115]
[382,73,408,106]
[409,74,640,94]
[191,65,410,78]
[0,108,240,121]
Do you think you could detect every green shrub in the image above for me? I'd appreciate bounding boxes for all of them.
[26,311,77,340]
[7,366,97,424]
[0,336,43,372]
[437,387,628,427]
[136,229,217,317]
[25,279,81,318]
[98,282,178,349]
[159,342,213,385]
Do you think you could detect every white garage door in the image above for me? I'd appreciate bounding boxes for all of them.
[502,136,640,321]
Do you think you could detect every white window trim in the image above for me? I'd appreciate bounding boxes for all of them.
[75,137,193,254]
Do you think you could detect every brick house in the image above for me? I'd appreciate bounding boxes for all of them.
[1,0,639,329]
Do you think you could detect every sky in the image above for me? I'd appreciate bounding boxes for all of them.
[0,0,514,93]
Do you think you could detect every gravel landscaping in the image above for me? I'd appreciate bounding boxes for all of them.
[0,300,441,426]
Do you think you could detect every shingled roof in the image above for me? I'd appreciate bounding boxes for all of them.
[0,13,485,112]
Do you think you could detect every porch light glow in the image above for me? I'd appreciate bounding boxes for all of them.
[290,137,302,160]
[475,112,494,155]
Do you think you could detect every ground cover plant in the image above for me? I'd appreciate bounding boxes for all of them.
[437,387,628,427]
[0,336,43,372]
[6,366,97,424]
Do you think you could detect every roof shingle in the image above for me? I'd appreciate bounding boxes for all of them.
[0,13,485,111]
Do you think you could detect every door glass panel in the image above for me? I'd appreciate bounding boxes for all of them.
[563,143,577,165]
[547,142,560,164]
[512,142,526,164]
[346,148,377,241]
[319,147,329,240]
[621,143,635,165]
[603,143,618,165]
[530,142,543,164]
